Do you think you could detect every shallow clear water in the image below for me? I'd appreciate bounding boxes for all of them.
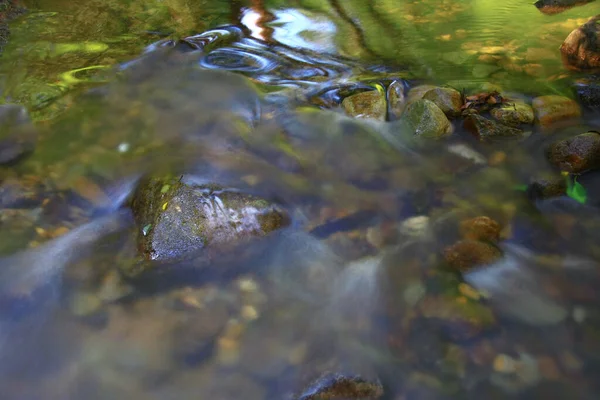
[0,0,600,399]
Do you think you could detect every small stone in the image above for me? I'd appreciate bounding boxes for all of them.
[444,240,503,272]
[237,277,259,293]
[216,337,240,366]
[419,295,497,341]
[537,356,561,380]
[403,281,427,306]
[547,131,600,173]
[240,305,259,321]
[488,151,507,166]
[560,14,600,70]
[458,283,482,300]
[401,99,452,139]
[464,114,525,142]
[572,306,586,323]
[532,95,581,127]
[387,80,407,120]
[399,215,430,238]
[493,354,518,373]
[69,292,102,317]
[422,87,463,118]
[490,102,534,126]
[559,351,583,373]
[447,144,487,166]
[459,216,501,242]
[342,90,387,121]
[296,373,384,400]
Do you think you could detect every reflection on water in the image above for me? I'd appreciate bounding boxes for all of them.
[0,0,600,399]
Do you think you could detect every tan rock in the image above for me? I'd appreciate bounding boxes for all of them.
[532,95,581,126]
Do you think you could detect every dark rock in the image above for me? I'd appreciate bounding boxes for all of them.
[130,175,290,262]
[547,131,600,173]
[444,240,503,272]
[560,14,600,70]
[0,1,26,51]
[573,76,600,109]
[464,114,525,142]
[535,0,596,15]
[526,177,567,200]
[296,373,384,400]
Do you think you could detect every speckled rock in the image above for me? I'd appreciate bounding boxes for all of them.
[547,131,600,173]
[573,76,600,110]
[560,14,600,70]
[490,102,534,126]
[459,216,501,242]
[422,87,463,118]
[444,240,503,272]
[419,295,497,341]
[464,114,525,142]
[296,373,384,400]
[532,95,581,127]
[130,175,289,262]
[342,90,386,121]
[401,99,452,139]
[535,0,595,15]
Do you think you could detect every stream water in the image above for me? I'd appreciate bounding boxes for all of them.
[1,0,600,399]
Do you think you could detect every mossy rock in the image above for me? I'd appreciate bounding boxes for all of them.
[130,175,290,263]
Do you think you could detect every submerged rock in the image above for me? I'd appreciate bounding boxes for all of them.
[296,373,384,400]
[535,0,595,15]
[418,295,497,341]
[560,14,600,70]
[342,90,386,121]
[422,87,463,118]
[406,84,438,105]
[387,80,407,120]
[464,114,525,142]
[532,95,582,127]
[401,99,452,139]
[130,175,289,262]
[444,240,503,272]
[573,76,600,109]
[459,216,501,242]
[0,104,36,165]
[547,131,600,173]
[490,102,534,126]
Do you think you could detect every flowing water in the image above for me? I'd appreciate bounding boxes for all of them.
[1,0,600,399]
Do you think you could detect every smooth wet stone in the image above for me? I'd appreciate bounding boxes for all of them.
[490,102,534,126]
[532,95,581,127]
[422,87,463,118]
[401,99,452,139]
[464,114,525,142]
[573,76,600,109]
[547,131,600,173]
[535,0,595,15]
[296,373,384,400]
[459,216,501,242]
[342,90,386,121]
[444,240,503,272]
[560,14,600,70]
[406,84,437,105]
[418,295,497,341]
[130,175,289,262]
[387,80,407,120]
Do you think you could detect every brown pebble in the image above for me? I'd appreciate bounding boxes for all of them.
[444,240,503,272]
[538,356,561,380]
[459,216,501,242]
